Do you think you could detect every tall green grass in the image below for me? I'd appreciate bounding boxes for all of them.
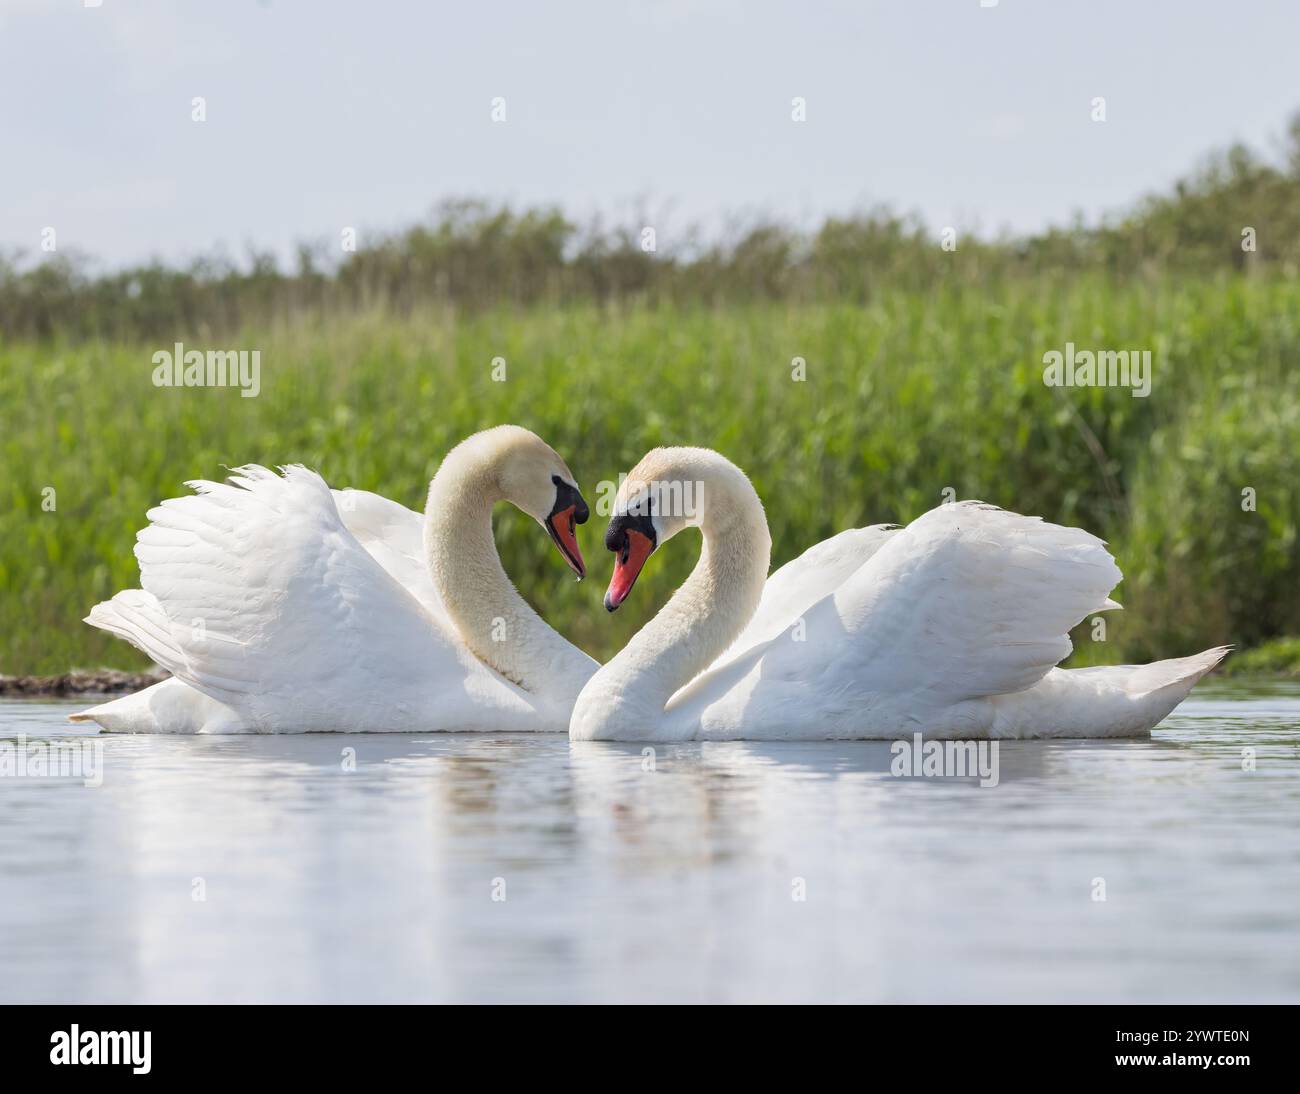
[1,274,1297,673]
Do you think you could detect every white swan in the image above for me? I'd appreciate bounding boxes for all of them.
[71,426,597,733]
[569,447,1229,742]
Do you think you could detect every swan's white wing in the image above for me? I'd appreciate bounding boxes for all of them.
[669,501,1122,739]
[128,465,542,732]
[333,487,447,622]
[721,524,899,658]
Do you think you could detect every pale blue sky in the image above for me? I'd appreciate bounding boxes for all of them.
[2,0,1298,268]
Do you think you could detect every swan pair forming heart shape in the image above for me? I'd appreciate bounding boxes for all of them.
[73,424,1228,739]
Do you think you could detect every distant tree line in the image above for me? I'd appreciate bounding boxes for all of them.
[4,116,1300,341]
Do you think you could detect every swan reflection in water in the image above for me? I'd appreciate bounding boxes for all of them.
[5,690,1300,1003]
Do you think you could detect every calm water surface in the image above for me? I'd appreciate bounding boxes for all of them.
[2,681,1298,1003]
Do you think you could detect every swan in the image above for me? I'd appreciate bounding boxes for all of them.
[569,447,1229,742]
[71,425,597,733]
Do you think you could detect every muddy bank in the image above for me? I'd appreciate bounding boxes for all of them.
[0,668,168,698]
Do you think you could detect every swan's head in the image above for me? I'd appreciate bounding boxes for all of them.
[496,428,590,579]
[443,425,590,578]
[602,446,758,611]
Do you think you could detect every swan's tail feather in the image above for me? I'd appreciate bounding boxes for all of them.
[1111,644,1232,699]
[67,679,248,734]
[67,695,144,732]
[993,645,1232,738]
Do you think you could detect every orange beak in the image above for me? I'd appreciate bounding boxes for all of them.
[605,529,654,611]
[545,505,585,579]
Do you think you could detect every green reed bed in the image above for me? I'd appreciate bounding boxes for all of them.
[1,274,1297,673]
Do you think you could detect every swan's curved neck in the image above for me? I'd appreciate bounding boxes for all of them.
[571,463,770,740]
[424,452,591,704]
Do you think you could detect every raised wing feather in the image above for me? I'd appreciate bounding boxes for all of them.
[130,465,538,731]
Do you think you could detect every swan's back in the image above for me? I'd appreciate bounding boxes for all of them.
[334,487,448,623]
[718,524,899,660]
[668,501,1221,739]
